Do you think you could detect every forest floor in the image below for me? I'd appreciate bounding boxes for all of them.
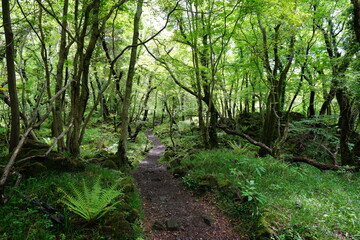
[132,132,241,240]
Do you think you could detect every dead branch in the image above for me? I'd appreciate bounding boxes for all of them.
[316,142,339,165]
[0,79,73,204]
[41,79,74,105]
[3,170,22,204]
[15,119,73,166]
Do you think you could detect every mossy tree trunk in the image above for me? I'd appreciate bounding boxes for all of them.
[258,22,295,157]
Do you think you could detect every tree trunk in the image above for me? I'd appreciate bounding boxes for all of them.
[336,89,355,165]
[53,0,69,152]
[200,31,218,149]
[308,90,316,117]
[2,0,20,152]
[319,87,336,115]
[257,21,294,157]
[352,0,360,43]
[117,0,143,166]
[130,82,155,141]
[94,69,110,122]
[259,86,280,156]
[67,0,100,156]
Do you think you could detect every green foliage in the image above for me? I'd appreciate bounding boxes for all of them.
[164,147,360,239]
[0,164,143,239]
[286,117,340,163]
[58,177,123,222]
[0,192,56,240]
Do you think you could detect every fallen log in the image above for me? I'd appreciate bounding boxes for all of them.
[217,125,360,172]
[284,156,360,172]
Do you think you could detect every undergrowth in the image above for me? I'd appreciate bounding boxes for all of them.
[0,164,143,240]
[156,120,360,239]
[177,150,360,239]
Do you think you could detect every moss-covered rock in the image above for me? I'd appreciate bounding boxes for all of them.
[119,177,135,195]
[13,140,84,175]
[118,203,138,223]
[101,159,118,170]
[255,215,275,239]
[102,213,135,240]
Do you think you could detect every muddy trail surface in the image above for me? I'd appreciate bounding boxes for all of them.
[132,132,241,240]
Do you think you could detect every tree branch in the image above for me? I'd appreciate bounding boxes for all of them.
[217,124,275,157]
[110,1,180,66]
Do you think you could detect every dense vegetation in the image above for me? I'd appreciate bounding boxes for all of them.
[1,0,359,239]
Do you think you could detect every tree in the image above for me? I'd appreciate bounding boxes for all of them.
[2,0,20,152]
[117,0,144,166]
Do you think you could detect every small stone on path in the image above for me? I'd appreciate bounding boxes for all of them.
[152,221,166,231]
[166,218,180,231]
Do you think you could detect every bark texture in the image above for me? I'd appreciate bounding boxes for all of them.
[2,0,20,152]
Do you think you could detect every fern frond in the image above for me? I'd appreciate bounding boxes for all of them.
[58,176,123,222]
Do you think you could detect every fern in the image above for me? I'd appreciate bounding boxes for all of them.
[229,141,252,155]
[58,177,123,222]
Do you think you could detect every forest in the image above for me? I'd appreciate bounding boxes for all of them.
[0,0,360,239]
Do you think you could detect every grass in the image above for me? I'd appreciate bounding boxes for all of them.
[173,149,360,239]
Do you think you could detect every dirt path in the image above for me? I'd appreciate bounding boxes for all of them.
[132,132,241,240]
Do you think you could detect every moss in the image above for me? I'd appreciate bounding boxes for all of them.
[101,160,118,170]
[27,162,48,175]
[119,177,135,195]
[162,150,176,162]
[198,174,218,188]
[102,213,135,240]
[255,215,275,239]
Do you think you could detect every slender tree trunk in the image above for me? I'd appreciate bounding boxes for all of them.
[308,90,316,117]
[193,42,209,148]
[201,34,218,149]
[94,68,110,122]
[117,0,143,166]
[152,90,158,128]
[2,0,20,152]
[53,0,69,152]
[130,81,155,141]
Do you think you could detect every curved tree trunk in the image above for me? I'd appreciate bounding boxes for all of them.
[117,0,144,166]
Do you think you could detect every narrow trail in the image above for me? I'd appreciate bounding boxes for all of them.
[132,132,241,240]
